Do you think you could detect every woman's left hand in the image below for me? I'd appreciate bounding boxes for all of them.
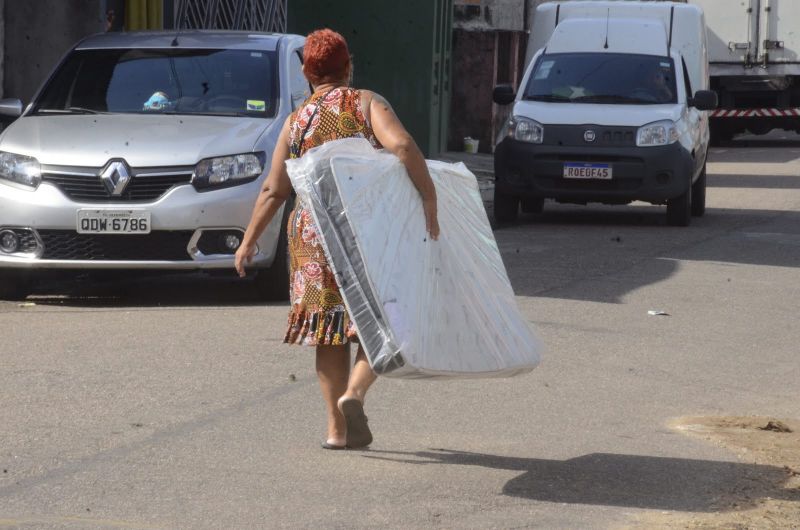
[423,198,440,241]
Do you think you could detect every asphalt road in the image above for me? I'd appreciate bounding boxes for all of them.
[1,133,799,529]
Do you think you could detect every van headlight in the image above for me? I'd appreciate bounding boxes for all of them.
[192,152,266,190]
[636,120,679,147]
[508,116,544,144]
[0,151,42,189]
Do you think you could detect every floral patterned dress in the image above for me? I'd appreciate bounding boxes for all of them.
[283,87,382,346]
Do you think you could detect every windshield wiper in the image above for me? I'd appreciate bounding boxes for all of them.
[183,111,252,117]
[36,106,107,115]
[571,95,652,104]
[67,106,106,114]
[525,94,572,102]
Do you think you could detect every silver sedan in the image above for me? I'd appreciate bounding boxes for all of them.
[0,30,310,300]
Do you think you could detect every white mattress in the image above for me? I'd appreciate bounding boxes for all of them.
[286,138,541,379]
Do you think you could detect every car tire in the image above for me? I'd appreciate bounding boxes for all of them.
[521,197,544,214]
[691,164,707,217]
[0,270,32,301]
[666,180,692,227]
[254,200,292,302]
[493,187,520,224]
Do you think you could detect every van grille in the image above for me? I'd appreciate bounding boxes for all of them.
[543,125,638,147]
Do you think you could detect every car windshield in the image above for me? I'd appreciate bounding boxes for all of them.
[34,48,278,118]
[524,53,677,105]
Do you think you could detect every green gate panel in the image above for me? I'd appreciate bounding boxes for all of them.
[288,0,452,157]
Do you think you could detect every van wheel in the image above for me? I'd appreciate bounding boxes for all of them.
[0,270,32,301]
[521,197,544,214]
[254,201,292,302]
[691,164,707,217]
[666,181,692,227]
[494,188,520,224]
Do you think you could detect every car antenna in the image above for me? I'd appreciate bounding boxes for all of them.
[603,8,610,49]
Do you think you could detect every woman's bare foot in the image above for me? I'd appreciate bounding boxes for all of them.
[323,436,347,449]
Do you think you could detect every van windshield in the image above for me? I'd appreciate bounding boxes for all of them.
[524,53,677,105]
[34,48,278,118]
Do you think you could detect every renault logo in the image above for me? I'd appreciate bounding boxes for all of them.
[100,160,132,196]
[584,130,597,143]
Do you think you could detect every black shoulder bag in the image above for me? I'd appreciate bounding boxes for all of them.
[291,88,336,158]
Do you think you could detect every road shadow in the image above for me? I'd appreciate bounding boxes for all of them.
[708,173,800,189]
[26,271,284,308]
[708,135,800,162]
[365,449,799,512]
[708,140,800,164]
[497,203,800,302]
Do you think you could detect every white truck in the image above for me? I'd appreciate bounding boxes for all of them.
[689,0,800,141]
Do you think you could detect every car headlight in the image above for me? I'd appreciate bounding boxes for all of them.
[508,116,544,144]
[636,120,679,147]
[0,151,42,189]
[192,152,266,190]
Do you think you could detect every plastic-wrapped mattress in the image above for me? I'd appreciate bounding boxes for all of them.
[285,138,541,379]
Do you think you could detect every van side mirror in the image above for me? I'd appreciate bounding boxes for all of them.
[689,90,718,111]
[0,99,23,119]
[493,84,516,106]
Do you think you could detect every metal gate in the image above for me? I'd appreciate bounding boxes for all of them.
[174,0,287,32]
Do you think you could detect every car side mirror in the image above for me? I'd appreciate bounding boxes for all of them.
[0,99,23,119]
[493,84,516,106]
[689,90,717,111]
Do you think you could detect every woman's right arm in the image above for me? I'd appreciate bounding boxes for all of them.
[234,116,294,277]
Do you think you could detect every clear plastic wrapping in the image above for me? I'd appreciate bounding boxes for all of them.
[285,138,541,378]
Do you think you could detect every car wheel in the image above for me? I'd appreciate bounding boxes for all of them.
[691,164,707,217]
[493,187,520,224]
[521,197,544,214]
[254,200,292,302]
[0,270,32,301]
[666,180,692,227]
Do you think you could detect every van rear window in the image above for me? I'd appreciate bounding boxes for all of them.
[34,48,278,118]
[524,53,677,105]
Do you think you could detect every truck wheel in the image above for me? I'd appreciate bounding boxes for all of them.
[709,124,733,146]
[0,270,32,301]
[691,164,707,217]
[254,201,292,302]
[494,188,520,224]
[521,197,544,214]
[666,182,692,227]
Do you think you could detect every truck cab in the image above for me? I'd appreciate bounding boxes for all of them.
[493,1,717,226]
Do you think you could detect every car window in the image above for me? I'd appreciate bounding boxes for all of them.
[34,48,279,118]
[289,49,311,110]
[524,52,678,105]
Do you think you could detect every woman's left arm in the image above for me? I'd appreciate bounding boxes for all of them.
[234,116,294,277]
[366,91,440,240]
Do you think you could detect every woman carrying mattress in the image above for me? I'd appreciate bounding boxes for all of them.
[235,28,439,450]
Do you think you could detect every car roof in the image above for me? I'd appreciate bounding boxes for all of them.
[75,30,289,51]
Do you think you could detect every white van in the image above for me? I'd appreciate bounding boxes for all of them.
[492,1,717,226]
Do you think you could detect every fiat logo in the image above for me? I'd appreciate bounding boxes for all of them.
[584,130,597,143]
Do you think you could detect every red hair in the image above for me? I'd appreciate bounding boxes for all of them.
[303,29,351,86]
